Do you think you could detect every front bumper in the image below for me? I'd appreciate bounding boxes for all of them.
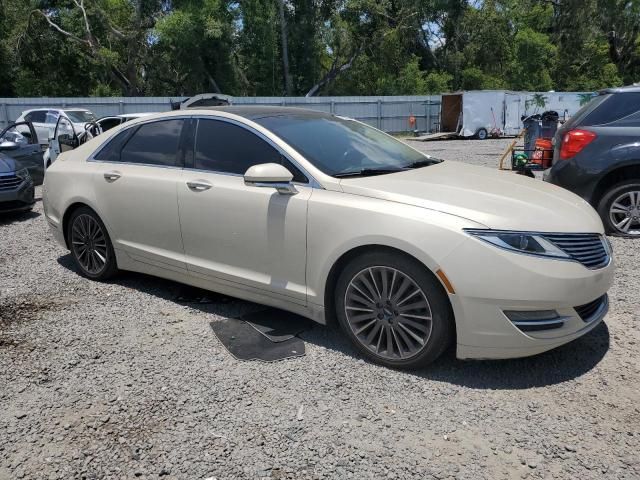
[0,179,35,213]
[441,236,614,360]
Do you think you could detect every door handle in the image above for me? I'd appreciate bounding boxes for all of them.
[103,171,121,182]
[186,180,212,192]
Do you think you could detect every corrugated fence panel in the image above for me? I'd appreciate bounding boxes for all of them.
[0,95,441,132]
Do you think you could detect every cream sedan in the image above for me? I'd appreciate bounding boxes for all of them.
[43,108,614,369]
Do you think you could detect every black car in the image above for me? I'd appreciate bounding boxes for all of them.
[544,86,640,236]
[0,121,45,185]
[0,154,35,213]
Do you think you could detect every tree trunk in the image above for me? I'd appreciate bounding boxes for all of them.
[277,0,293,96]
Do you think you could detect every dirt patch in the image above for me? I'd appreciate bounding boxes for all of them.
[0,295,78,348]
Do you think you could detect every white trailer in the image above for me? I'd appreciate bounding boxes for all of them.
[434,90,594,140]
[520,91,595,120]
[439,90,522,139]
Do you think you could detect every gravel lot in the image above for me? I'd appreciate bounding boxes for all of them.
[1,138,639,480]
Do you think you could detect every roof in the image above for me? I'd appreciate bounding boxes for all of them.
[118,112,154,119]
[599,85,640,94]
[204,105,335,121]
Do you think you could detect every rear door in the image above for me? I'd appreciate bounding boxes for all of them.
[0,122,44,185]
[91,118,188,272]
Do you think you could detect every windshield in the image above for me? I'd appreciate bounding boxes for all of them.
[254,114,438,177]
[66,111,96,123]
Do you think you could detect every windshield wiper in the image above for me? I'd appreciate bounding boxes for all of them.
[404,159,441,169]
[333,168,407,178]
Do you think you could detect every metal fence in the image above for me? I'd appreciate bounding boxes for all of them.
[0,95,441,133]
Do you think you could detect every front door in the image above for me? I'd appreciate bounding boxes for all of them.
[177,118,310,304]
[91,118,188,272]
[0,122,44,185]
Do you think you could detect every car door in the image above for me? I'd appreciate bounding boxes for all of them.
[49,116,79,163]
[91,118,189,272]
[178,117,311,304]
[96,116,124,133]
[0,122,45,185]
[25,110,50,146]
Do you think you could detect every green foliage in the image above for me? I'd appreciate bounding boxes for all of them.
[0,0,637,97]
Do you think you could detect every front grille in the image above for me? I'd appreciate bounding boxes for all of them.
[574,295,608,322]
[542,233,609,269]
[0,174,22,191]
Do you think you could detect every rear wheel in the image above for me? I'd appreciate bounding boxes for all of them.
[476,128,488,140]
[335,251,454,369]
[67,207,118,280]
[597,180,640,237]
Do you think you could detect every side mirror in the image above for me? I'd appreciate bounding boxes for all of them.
[244,163,297,195]
[0,141,18,151]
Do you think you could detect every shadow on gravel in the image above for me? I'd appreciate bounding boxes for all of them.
[56,253,611,390]
[0,210,40,224]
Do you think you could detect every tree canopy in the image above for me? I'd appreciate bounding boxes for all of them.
[0,0,638,97]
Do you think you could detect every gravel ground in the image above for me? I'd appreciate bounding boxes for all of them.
[1,139,639,480]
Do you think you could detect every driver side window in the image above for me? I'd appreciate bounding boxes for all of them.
[193,119,307,183]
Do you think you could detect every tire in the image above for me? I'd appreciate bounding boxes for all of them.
[476,128,488,140]
[597,180,640,237]
[334,250,454,369]
[66,207,118,280]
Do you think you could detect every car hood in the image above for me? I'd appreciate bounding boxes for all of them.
[339,161,604,233]
[0,153,17,174]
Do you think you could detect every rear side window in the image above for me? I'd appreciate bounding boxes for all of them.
[193,119,307,183]
[582,93,640,126]
[25,110,47,123]
[93,129,132,162]
[120,120,184,166]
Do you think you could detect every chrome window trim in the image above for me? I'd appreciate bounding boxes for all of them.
[189,115,323,189]
[87,159,184,171]
[87,116,193,165]
[86,114,323,189]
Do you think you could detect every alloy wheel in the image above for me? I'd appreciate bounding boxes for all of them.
[609,190,640,235]
[71,214,109,274]
[344,266,433,361]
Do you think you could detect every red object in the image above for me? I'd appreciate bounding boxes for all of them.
[559,129,597,160]
[532,138,553,168]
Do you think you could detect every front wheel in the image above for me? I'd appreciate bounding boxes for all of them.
[67,207,118,280]
[335,251,454,369]
[597,180,640,237]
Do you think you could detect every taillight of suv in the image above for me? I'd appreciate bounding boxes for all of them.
[559,129,597,160]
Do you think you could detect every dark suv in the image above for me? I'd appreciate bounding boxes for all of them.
[545,86,640,236]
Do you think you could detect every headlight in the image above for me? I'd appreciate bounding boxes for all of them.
[16,168,31,180]
[464,229,570,259]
